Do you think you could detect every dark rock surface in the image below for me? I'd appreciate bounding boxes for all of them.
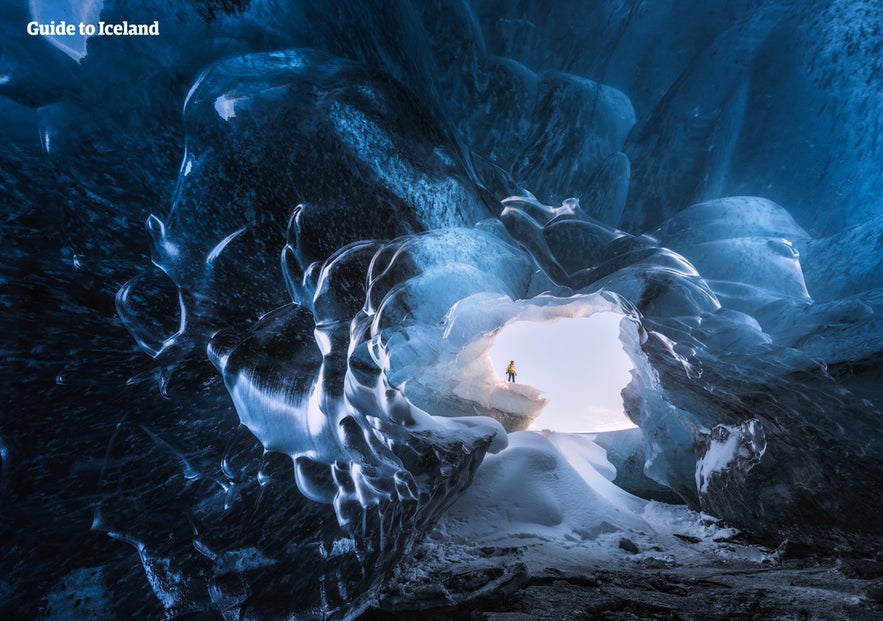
[362,543,883,621]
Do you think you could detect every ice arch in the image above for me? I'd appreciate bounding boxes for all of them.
[382,290,639,435]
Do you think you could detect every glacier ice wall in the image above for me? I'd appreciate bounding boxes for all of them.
[2,0,883,619]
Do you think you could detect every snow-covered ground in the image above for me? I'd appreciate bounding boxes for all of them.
[420,430,775,575]
[365,431,880,619]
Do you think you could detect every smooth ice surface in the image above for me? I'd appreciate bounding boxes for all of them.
[488,313,636,433]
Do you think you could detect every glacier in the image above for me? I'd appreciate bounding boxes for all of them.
[2,0,883,619]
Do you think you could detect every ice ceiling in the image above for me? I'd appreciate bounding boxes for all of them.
[3,0,883,619]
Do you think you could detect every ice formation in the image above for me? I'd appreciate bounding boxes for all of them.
[3,1,883,619]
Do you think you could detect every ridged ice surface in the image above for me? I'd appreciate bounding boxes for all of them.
[3,1,883,619]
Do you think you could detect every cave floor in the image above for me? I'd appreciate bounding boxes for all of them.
[362,517,883,620]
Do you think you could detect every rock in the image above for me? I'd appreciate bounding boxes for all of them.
[864,580,883,603]
[674,533,702,544]
[776,538,816,559]
[618,538,639,554]
[839,558,883,580]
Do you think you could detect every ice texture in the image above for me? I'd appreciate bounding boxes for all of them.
[3,1,883,619]
[27,1,104,61]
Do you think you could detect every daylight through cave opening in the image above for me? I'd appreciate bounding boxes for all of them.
[488,312,637,434]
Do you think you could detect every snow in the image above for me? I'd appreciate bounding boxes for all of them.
[435,429,772,567]
[411,430,777,602]
[437,431,647,544]
[696,428,741,494]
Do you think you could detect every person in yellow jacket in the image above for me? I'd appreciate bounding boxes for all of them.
[505,360,517,383]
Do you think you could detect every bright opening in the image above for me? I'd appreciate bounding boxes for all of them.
[488,312,637,433]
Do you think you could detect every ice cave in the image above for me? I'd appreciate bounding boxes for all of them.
[3,1,883,619]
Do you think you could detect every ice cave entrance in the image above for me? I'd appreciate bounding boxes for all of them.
[489,312,637,434]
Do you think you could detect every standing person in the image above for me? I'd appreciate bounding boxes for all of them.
[506,360,517,383]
